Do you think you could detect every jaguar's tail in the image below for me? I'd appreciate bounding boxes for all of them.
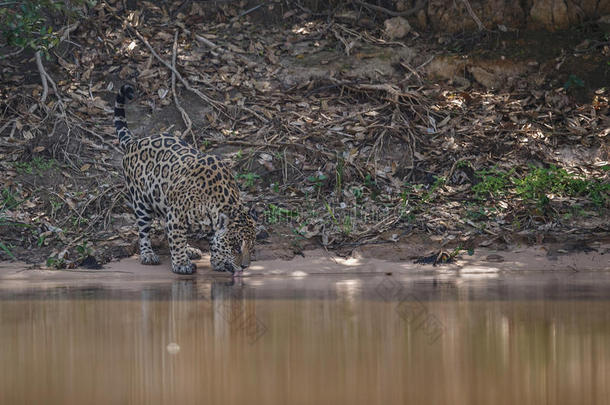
[115,84,135,151]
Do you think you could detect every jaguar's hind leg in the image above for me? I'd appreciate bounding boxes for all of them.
[135,205,160,265]
[166,209,196,274]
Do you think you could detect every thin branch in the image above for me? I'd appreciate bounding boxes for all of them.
[171,30,194,144]
[58,22,80,42]
[460,0,485,31]
[30,51,48,114]
[8,120,17,138]
[193,34,214,48]
[70,120,123,154]
[233,3,263,20]
[30,49,66,117]
[24,23,78,116]
[128,25,273,125]
[193,33,258,68]
[129,26,227,115]
[191,34,269,124]
[0,118,15,135]
[42,63,64,114]
[0,46,24,59]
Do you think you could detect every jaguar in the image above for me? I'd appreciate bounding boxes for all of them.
[114,84,255,274]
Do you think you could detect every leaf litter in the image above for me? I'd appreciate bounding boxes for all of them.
[0,0,608,267]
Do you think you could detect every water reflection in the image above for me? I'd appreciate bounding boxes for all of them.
[1,274,609,404]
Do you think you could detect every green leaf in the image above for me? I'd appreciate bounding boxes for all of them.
[0,242,15,259]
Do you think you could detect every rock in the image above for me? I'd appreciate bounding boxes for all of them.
[426,56,529,90]
[529,0,607,30]
[423,0,607,32]
[470,66,501,89]
[530,0,568,30]
[470,60,529,89]
[425,56,467,81]
[384,17,411,39]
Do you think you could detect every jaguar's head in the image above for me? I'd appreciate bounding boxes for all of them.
[210,208,256,273]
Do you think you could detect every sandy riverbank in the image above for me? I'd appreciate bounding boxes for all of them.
[1,242,608,288]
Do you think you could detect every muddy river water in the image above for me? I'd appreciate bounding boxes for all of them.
[1,267,609,405]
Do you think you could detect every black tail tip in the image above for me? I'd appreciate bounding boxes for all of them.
[119,84,135,101]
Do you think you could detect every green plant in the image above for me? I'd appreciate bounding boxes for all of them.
[472,168,512,201]
[70,215,88,228]
[264,204,297,224]
[1,187,20,209]
[342,215,352,235]
[397,182,429,220]
[292,222,307,237]
[46,255,65,269]
[307,173,327,198]
[1,1,58,54]
[236,172,260,189]
[400,183,414,204]
[75,241,92,259]
[0,241,15,259]
[1,188,29,259]
[0,1,91,56]
[513,165,609,208]
[401,211,416,222]
[422,176,446,203]
[465,204,489,221]
[325,201,338,224]
[363,173,375,188]
[307,173,327,189]
[563,74,585,90]
[13,157,57,176]
[50,198,62,216]
[363,173,380,199]
[456,160,471,169]
[562,204,586,220]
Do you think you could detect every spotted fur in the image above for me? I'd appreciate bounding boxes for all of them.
[115,84,255,274]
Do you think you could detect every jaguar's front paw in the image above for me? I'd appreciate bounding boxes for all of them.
[172,261,197,275]
[186,246,203,260]
[140,252,161,265]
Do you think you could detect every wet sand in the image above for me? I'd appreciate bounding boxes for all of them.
[0,243,608,287]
